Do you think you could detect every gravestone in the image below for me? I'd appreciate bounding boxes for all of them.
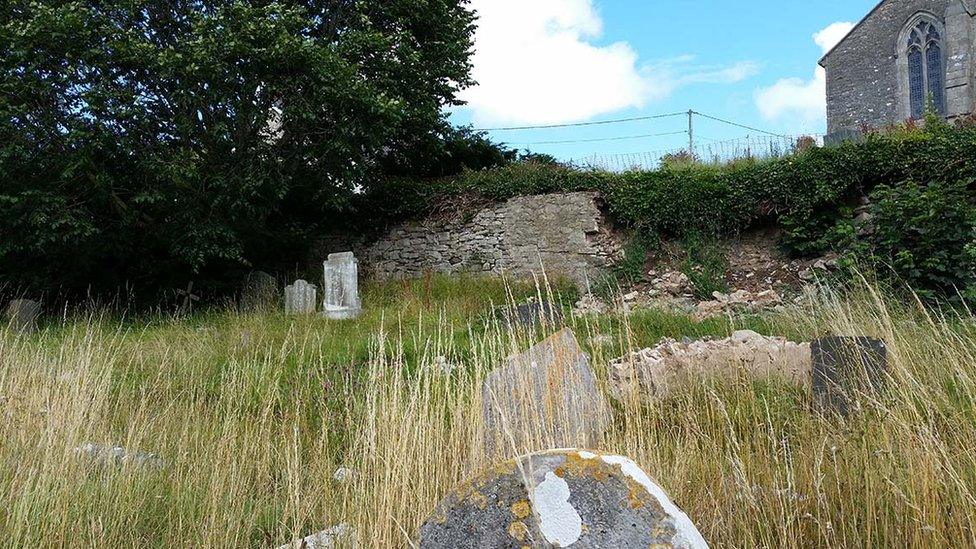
[418,449,708,549]
[482,329,610,459]
[502,299,562,329]
[812,336,888,415]
[242,271,278,312]
[322,252,362,320]
[284,280,318,315]
[4,299,41,333]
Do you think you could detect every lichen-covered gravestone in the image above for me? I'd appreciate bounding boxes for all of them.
[241,271,278,311]
[418,449,708,548]
[812,336,888,415]
[322,252,362,320]
[284,279,318,315]
[482,329,610,459]
[4,299,41,333]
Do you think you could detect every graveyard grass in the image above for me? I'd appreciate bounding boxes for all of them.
[2,275,975,548]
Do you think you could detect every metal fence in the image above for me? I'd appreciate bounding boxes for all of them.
[573,134,819,172]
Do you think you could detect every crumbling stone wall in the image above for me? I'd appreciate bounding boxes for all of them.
[360,192,620,284]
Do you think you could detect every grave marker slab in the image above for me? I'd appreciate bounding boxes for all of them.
[812,336,888,415]
[242,271,278,311]
[284,280,317,315]
[418,449,708,548]
[482,329,609,459]
[323,252,362,320]
[4,299,41,333]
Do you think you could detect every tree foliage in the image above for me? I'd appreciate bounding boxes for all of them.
[0,0,480,297]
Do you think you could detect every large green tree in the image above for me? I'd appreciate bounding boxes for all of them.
[0,0,478,297]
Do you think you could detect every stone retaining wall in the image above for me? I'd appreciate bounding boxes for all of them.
[358,192,620,284]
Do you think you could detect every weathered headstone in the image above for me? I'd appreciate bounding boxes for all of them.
[418,449,708,548]
[4,299,41,333]
[482,329,610,459]
[812,336,888,415]
[502,299,562,329]
[322,252,362,320]
[241,271,278,311]
[285,279,318,315]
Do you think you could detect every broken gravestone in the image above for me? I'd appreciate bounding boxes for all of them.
[285,279,318,315]
[482,329,610,459]
[4,299,41,333]
[418,449,708,548]
[276,523,354,549]
[323,252,362,320]
[74,442,164,470]
[241,271,278,312]
[811,336,888,415]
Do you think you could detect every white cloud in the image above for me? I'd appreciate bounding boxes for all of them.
[460,0,757,125]
[755,22,855,129]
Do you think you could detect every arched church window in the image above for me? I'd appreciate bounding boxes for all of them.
[906,20,945,118]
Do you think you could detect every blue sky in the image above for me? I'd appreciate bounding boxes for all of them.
[449,0,879,165]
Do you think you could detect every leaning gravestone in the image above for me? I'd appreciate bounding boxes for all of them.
[323,252,362,320]
[482,329,609,459]
[4,299,41,333]
[812,336,888,415]
[284,279,318,315]
[418,449,708,548]
[241,271,278,312]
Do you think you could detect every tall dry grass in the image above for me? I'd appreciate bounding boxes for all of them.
[1,278,974,547]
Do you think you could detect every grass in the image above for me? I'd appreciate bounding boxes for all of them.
[1,275,975,547]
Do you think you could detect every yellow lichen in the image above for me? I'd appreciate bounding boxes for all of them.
[466,490,489,510]
[510,500,531,519]
[507,521,529,542]
[557,452,611,482]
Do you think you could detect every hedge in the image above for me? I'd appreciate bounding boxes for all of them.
[359,120,976,301]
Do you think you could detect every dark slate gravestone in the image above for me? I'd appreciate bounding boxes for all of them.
[811,336,887,415]
[502,300,562,329]
[418,449,708,549]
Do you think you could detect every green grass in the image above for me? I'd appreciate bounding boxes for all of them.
[1,276,975,547]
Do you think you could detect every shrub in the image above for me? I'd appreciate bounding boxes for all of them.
[861,180,976,302]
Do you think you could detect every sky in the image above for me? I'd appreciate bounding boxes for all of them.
[449,0,879,166]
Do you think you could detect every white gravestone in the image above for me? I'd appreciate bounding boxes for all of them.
[323,252,362,320]
[285,280,318,315]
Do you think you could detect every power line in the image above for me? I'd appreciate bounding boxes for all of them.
[472,111,687,132]
[690,110,790,139]
[507,130,687,146]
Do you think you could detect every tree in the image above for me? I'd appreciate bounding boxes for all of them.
[0,0,479,298]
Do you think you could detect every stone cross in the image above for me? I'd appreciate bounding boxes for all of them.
[322,252,362,320]
[176,282,200,315]
[284,279,318,315]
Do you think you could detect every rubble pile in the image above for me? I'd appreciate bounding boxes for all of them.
[609,330,811,401]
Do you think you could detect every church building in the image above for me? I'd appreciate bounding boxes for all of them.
[820,0,976,142]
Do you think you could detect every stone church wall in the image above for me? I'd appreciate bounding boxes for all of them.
[319,192,622,285]
[822,0,976,141]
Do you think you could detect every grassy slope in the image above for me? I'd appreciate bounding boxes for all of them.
[1,276,974,547]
